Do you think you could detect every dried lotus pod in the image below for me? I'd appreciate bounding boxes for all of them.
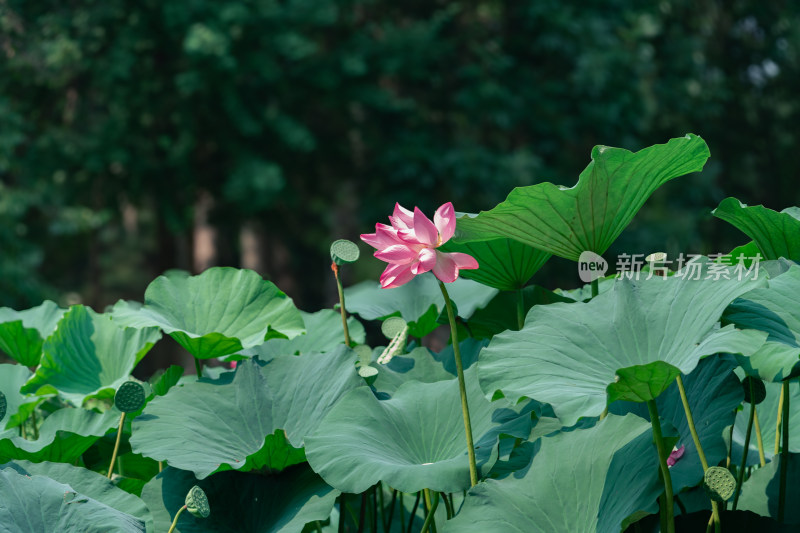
[703,466,736,502]
[742,376,766,405]
[185,485,210,518]
[330,239,360,265]
[114,381,146,413]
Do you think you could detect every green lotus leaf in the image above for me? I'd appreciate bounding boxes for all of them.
[0,364,44,431]
[130,347,361,478]
[21,305,161,402]
[455,134,710,260]
[441,414,660,533]
[465,285,574,338]
[439,237,551,291]
[240,310,364,359]
[344,275,498,337]
[610,355,742,493]
[723,265,800,381]
[0,301,65,367]
[141,464,338,533]
[112,268,304,359]
[2,460,153,530]
[479,263,766,425]
[0,407,120,464]
[729,376,800,465]
[0,468,146,532]
[712,197,800,261]
[737,453,800,524]
[305,366,498,494]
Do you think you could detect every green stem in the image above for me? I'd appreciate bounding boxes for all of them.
[339,493,347,532]
[727,410,735,468]
[775,387,784,455]
[438,280,478,487]
[676,375,721,529]
[107,412,126,479]
[441,492,454,520]
[31,410,39,440]
[753,404,766,467]
[333,263,352,346]
[194,358,202,377]
[384,489,397,533]
[378,483,386,532]
[732,394,756,510]
[647,400,675,533]
[358,492,367,533]
[421,489,439,533]
[779,380,790,523]
[591,278,599,298]
[406,492,421,533]
[516,288,524,330]
[315,521,323,533]
[167,505,187,533]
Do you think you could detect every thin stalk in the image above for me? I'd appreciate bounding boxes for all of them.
[20,421,26,440]
[753,401,766,468]
[647,400,675,533]
[31,410,39,440]
[315,522,323,533]
[441,492,454,520]
[676,375,721,530]
[167,505,187,533]
[378,484,386,532]
[778,380,790,523]
[358,492,367,533]
[384,489,397,533]
[420,489,439,533]
[339,494,347,533]
[107,412,126,479]
[775,388,784,455]
[371,485,378,532]
[399,492,405,533]
[516,288,524,330]
[727,412,735,469]
[405,492,421,533]
[438,280,478,486]
[591,278,599,298]
[194,358,202,377]
[732,398,756,510]
[333,263,352,346]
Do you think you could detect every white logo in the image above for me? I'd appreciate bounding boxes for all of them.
[578,251,608,282]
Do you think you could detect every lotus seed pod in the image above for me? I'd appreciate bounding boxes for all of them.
[114,381,146,413]
[330,239,360,265]
[0,391,6,422]
[742,376,766,405]
[703,466,736,502]
[185,485,210,518]
[381,316,407,340]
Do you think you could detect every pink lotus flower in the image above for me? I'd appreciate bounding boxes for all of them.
[667,445,685,467]
[361,202,479,289]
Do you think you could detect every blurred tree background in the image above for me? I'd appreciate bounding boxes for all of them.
[1,0,798,312]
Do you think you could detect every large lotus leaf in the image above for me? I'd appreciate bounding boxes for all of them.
[131,347,361,478]
[0,407,120,464]
[239,310,364,359]
[141,465,338,533]
[112,268,304,359]
[0,301,65,367]
[344,275,497,337]
[21,306,161,402]
[370,347,456,396]
[305,366,497,494]
[479,265,766,425]
[737,453,800,524]
[0,364,40,430]
[713,197,800,261]
[455,134,710,260]
[0,467,145,532]
[2,460,153,531]
[441,414,660,533]
[439,237,551,291]
[729,378,800,466]
[465,285,574,338]
[723,265,800,381]
[610,356,742,493]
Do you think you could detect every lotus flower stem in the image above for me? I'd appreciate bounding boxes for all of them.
[775,387,784,455]
[675,375,721,530]
[438,280,479,487]
[753,403,766,467]
[647,399,675,533]
[167,505,186,533]
[332,263,352,346]
[107,412,126,479]
[778,380,790,523]
[732,393,756,510]
[421,489,439,533]
[516,288,524,330]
